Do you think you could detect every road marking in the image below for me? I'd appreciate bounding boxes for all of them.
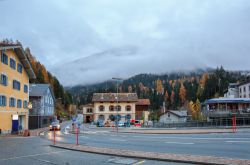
[165,142,194,145]
[80,136,89,138]
[0,151,67,161]
[133,160,145,165]
[132,136,250,140]
[109,138,127,142]
[226,141,250,143]
[32,158,58,165]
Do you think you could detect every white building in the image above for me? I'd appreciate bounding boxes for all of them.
[239,80,250,98]
[159,110,187,123]
[83,93,138,123]
[224,83,239,98]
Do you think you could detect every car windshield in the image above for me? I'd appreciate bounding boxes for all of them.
[51,122,59,125]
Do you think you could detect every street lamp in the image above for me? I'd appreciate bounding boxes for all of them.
[112,77,123,133]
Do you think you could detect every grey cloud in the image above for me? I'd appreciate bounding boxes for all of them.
[1,0,250,86]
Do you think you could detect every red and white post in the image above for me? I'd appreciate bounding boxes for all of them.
[232,115,237,133]
[53,127,56,145]
[76,127,79,145]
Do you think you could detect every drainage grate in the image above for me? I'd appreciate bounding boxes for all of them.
[107,157,142,165]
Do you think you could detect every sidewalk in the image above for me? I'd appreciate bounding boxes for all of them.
[51,143,250,165]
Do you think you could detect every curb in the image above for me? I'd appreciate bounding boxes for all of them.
[50,143,250,165]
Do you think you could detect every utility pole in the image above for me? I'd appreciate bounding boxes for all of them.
[112,77,123,133]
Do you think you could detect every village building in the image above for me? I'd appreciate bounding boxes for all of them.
[159,110,188,123]
[29,84,55,129]
[0,43,36,134]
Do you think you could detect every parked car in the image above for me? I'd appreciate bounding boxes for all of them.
[97,120,104,127]
[134,120,141,127]
[49,121,61,131]
[117,121,124,127]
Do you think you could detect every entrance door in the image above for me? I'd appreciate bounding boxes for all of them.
[12,120,19,133]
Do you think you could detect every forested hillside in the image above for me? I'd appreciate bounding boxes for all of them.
[68,67,249,119]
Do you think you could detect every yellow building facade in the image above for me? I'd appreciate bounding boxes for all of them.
[0,43,35,134]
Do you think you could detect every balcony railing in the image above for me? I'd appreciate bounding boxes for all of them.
[203,109,250,117]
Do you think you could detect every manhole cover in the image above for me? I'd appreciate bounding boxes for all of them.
[107,157,142,164]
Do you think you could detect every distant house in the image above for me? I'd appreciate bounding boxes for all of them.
[159,110,188,123]
[29,84,55,129]
[82,103,94,123]
[135,99,150,121]
[82,93,138,123]
[224,83,239,98]
[239,80,250,98]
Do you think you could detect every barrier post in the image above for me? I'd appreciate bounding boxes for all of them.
[53,127,56,145]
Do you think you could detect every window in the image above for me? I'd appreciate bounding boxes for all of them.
[116,105,121,111]
[24,85,28,93]
[0,95,7,106]
[126,105,131,111]
[240,88,242,93]
[116,114,121,121]
[98,115,105,120]
[125,114,131,120]
[1,52,8,65]
[17,99,22,108]
[99,105,104,111]
[9,97,16,107]
[10,58,16,70]
[87,108,93,113]
[243,86,246,92]
[249,86,250,91]
[109,115,115,121]
[17,63,22,73]
[109,105,114,111]
[23,100,28,109]
[0,74,8,86]
[13,80,21,90]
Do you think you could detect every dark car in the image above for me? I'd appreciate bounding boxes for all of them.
[49,121,61,131]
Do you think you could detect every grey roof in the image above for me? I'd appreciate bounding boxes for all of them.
[92,93,138,102]
[205,98,250,104]
[167,110,188,117]
[29,84,55,101]
[0,43,36,79]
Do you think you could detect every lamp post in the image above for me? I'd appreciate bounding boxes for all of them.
[112,77,123,133]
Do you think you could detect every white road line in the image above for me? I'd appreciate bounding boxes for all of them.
[133,160,146,165]
[133,136,250,140]
[109,138,127,142]
[226,141,250,143]
[80,136,89,138]
[0,151,67,161]
[165,142,194,145]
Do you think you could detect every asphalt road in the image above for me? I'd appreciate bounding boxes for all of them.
[0,135,186,165]
[43,124,250,160]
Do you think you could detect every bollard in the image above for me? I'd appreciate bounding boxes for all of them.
[76,127,79,145]
[53,127,56,145]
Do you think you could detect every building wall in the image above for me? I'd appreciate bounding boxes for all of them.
[93,102,136,122]
[239,83,250,98]
[0,49,29,133]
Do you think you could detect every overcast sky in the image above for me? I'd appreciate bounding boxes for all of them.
[1,0,250,86]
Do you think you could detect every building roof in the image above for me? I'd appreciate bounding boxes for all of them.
[136,99,150,106]
[82,103,94,107]
[165,110,188,118]
[29,84,55,101]
[0,43,36,79]
[239,80,250,86]
[92,93,138,102]
[205,98,250,104]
